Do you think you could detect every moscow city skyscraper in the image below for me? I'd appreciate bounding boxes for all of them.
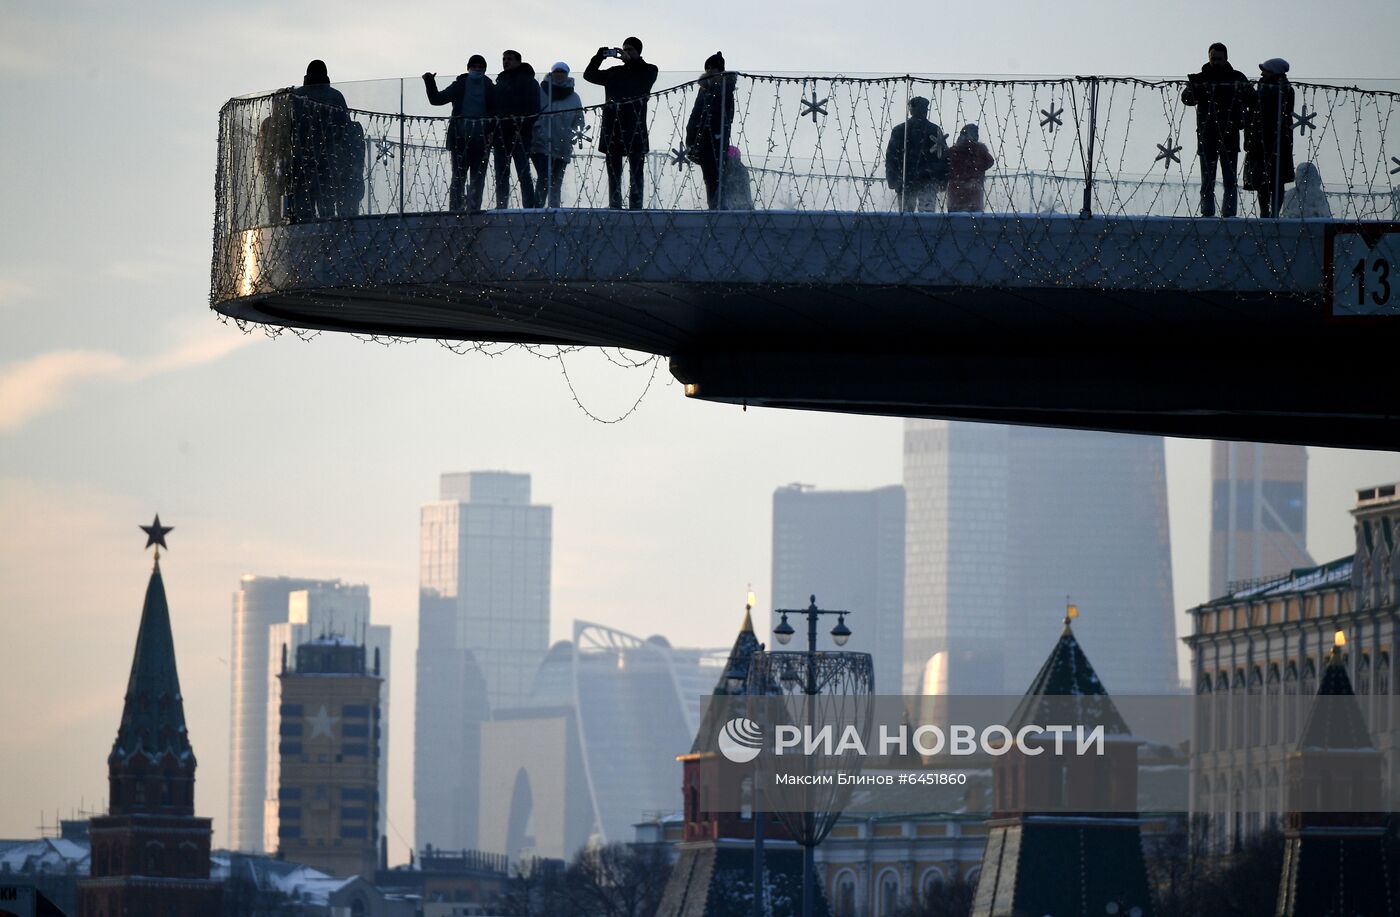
[770,483,906,693]
[1209,442,1312,599]
[902,421,1177,696]
[415,471,552,851]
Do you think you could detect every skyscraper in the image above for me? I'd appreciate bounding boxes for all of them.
[478,620,732,861]
[261,583,389,853]
[1209,442,1311,598]
[902,421,1177,696]
[229,575,332,853]
[229,576,384,854]
[771,483,906,693]
[416,471,551,851]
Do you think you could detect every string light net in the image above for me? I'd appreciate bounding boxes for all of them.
[211,72,1400,352]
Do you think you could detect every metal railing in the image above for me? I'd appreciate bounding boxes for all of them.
[214,72,1400,235]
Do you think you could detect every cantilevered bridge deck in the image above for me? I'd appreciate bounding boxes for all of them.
[211,73,1400,448]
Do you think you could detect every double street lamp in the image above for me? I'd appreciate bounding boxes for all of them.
[770,595,855,917]
[773,595,852,651]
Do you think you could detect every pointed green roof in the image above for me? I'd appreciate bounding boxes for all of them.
[687,607,763,755]
[110,559,194,766]
[1008,617,1131,735]
[1298,645,1376,751]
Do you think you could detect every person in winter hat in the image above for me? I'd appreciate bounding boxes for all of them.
[1246,57,1295,217]
[530,62,585,208]
[1182,42,1252,217]
[584,36,659,209]
[685,52,738,209]
[945,123,995,212]
[1279,161,1331,218]
[885,97,948,212]
[424,54,496,211]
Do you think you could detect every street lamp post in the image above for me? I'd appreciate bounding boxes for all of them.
[772,595,853,917]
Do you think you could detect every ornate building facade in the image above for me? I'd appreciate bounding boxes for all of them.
[1186,483,1400,848]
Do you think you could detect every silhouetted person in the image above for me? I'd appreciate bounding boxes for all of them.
[424,55,495,212]
[1279,161,1331,218]
[493,50,540,208]
[288,60,350,221]
[256,90,293,223]
[884,97,948,212]
[946,123,994,212]
[585,37,659,209]
[531,62,585,208]
[1182,43,1251,217]
[1246,57,1295,218]
[685,52,737,209]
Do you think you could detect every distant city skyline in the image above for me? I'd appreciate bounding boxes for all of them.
[3,0,1399,861]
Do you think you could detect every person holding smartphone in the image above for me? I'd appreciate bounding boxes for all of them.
[584,37,659,209]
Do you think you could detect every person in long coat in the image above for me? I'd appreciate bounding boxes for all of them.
[1182,42,1252,217]
[685,52,737,209]
[945,123,995,212]
[288,60,351,221]
[584,37,659,209]
[1246,57,1295,218]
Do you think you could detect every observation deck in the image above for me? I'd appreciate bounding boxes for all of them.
[211,73,1400,449]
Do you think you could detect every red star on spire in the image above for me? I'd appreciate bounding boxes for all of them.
[140,514,173,552]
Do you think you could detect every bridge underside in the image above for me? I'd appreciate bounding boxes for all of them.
[212,212,1398,450]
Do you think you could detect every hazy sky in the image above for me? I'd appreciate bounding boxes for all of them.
[2,0,1397,861]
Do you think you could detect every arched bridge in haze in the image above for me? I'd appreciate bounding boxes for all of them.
[210,72,1400,449]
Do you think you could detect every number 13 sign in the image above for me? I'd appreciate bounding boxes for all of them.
[1327,224,1398,317]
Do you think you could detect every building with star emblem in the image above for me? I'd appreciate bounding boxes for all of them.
[274,636,384,878]
[230,576,390,856]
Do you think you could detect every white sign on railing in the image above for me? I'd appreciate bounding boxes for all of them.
[1328,224,1399,316]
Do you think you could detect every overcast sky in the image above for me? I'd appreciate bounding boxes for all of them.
[2,0,1397,860]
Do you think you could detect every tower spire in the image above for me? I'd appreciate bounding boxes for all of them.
[110,518,194,814]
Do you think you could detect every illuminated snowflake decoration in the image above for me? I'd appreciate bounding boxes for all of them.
[571,123,593,149]
[799,89,829,125]
[1292,106,1317,135]
[1154,136,1182,169]
[1040,105,1064,132]
[670,147,690,169]
[373,137,395,165]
